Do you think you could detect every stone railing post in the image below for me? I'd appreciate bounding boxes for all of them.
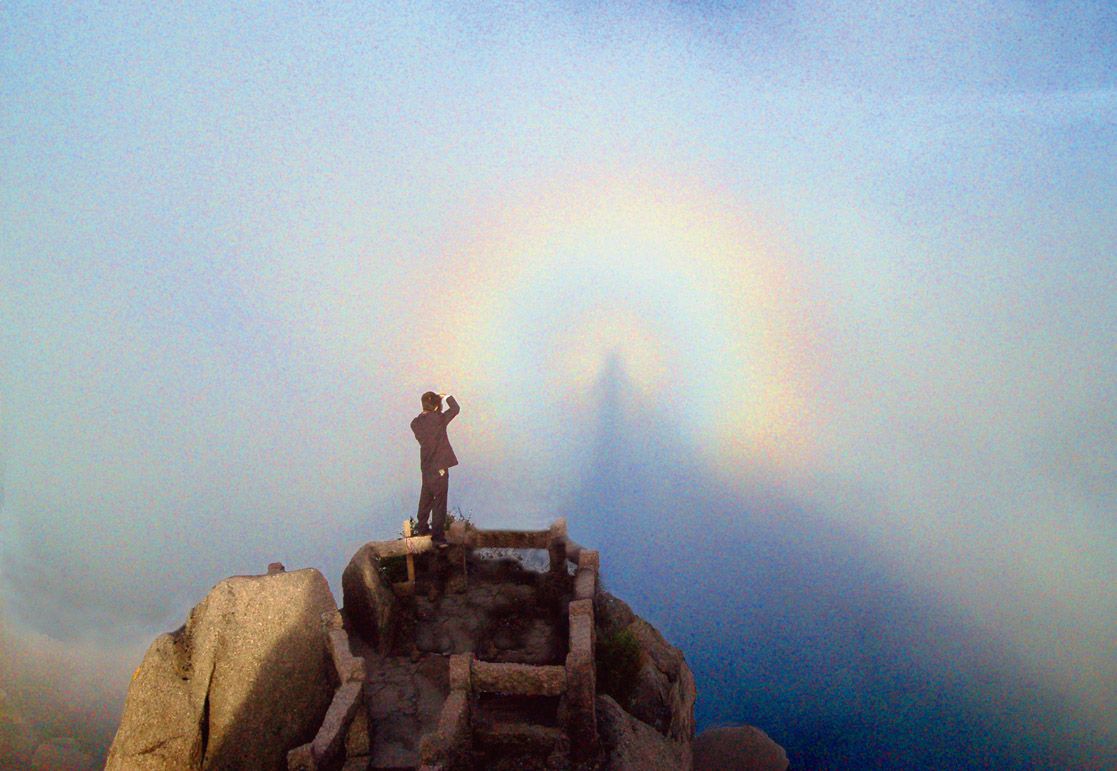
[565,598,597,757]
[548,518,568,573]
[419,653,473,769]
[469,661,567,696]
[322,610,367,684]
[288,612,371,770]
[574,549,598,602]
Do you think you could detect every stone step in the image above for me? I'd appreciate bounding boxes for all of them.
[473,693,560,727]
[341,758,373,771]
[368,740,418,770]
[474,721,568,755]
[365,758,416,771]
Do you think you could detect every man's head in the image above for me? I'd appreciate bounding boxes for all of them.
[421,391,442,412]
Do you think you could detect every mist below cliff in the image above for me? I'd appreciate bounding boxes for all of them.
[562,359,1115,769]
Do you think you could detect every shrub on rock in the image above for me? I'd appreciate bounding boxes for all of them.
[594,590,697,744]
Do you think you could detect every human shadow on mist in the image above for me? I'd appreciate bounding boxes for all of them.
[558,353,1105,770]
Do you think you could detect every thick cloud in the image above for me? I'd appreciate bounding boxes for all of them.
[0,598,138,766]
[2,2,1114,765]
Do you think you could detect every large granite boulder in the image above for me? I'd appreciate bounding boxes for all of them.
[106,568,337,770]
[342,543,400,654]
[597,694,692,770]
[595,590,697,743]
[693,725,789,770]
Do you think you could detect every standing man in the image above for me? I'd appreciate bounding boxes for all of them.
[410,391,460,547]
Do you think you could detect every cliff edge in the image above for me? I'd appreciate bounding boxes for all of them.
[108,520,786,770]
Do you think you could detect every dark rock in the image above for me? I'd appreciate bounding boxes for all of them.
[342,544,400,654]
[514,619,560,665]
[595,591,697,743]
[597,694,691,770]
[415,598,436,621]
[627,617,681,680]
[107,537,716,770]
[443,618,475,653]
[670,656,698,744]
[492,583,535,614]
[693,725,789,771]
[415,625,437,653]
[594,590,636,637]
[629,658,672,733]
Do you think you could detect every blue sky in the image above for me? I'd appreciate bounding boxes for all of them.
[2,2,1115,766]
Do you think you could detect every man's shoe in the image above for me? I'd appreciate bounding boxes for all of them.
[434,539,449,550]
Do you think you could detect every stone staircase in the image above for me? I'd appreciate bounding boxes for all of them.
[289,519,600,771]
[363,654,445,769]
[471,694,569,768]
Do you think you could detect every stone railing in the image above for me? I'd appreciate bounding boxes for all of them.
[419,522,601,770]
[286,610,369,771]
[291,518,599,771]
[566,548,599,753]
[343,519,569,599]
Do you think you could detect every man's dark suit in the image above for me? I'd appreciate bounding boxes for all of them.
[410,395,459,541]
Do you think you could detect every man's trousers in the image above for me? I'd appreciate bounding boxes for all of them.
[416,470,448,541]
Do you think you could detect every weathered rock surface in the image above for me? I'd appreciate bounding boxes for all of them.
[106,568,337,770]
[362,653,448,768]
[107,541,789,770]
[693,725,790,771]
[595,590,697,743]
[597,694,691,770]
[342,543,400,655]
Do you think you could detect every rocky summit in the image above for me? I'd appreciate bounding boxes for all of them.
[107,519,787,770]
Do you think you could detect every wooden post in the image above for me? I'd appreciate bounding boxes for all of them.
[403,520,416,584]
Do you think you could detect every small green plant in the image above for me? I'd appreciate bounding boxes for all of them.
[596,628,642,706]
[447,505,474,530]
[401,506,474,539]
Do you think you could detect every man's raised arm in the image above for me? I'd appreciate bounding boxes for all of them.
[443,394,460,423]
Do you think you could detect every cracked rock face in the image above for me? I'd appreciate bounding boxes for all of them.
[342,544,401,655]
[595,591,697,744]
[105,569,337,770]
[597,694,691,770]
